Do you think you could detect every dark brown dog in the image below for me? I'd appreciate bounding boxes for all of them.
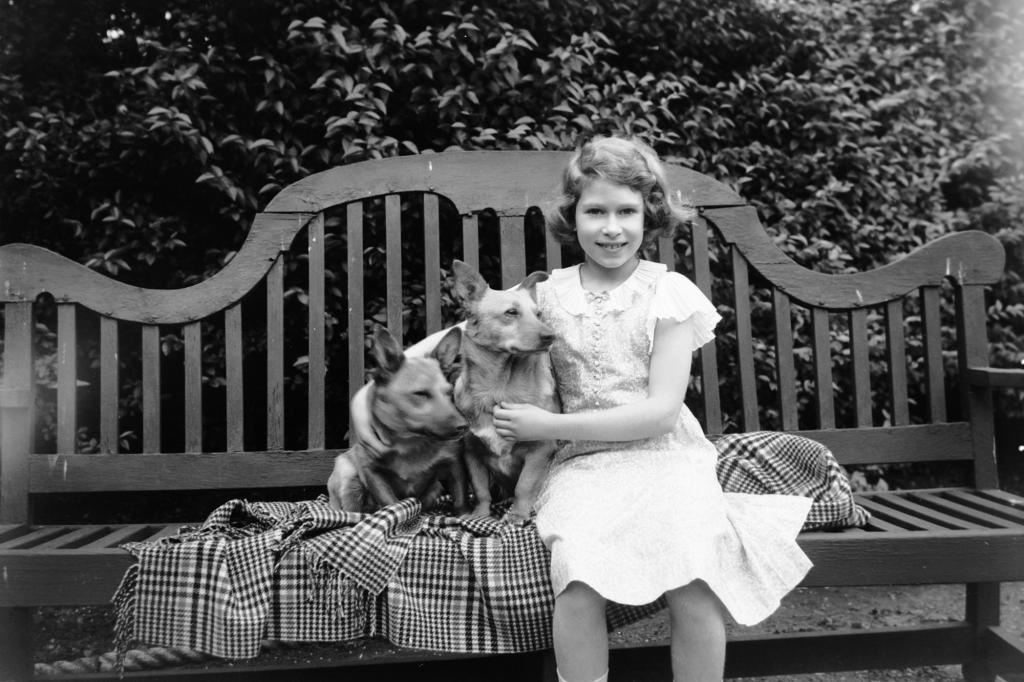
[327,326,469,513]
[450,260,560,523]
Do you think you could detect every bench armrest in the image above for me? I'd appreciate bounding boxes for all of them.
[966,367,1024,388]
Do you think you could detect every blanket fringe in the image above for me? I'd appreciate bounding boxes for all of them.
[34,640,301,676]
[111,562,138,675]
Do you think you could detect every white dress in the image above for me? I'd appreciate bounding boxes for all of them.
[533,260,812,626]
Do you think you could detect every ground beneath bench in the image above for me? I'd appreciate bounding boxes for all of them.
[36,582,1024,680]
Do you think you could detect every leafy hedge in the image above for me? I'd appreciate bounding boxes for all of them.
[2,0,1021,449]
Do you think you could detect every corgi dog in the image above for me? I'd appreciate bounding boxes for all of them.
[449,260,560,523]
[327,325,468,513]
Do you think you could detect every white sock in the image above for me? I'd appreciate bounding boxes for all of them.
[557,670,608,682]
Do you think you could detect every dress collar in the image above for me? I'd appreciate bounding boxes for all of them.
[549,260,666,315]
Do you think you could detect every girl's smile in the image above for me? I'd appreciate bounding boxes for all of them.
[574,178,645,289]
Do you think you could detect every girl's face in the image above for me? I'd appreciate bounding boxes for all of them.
[574,178,645,277]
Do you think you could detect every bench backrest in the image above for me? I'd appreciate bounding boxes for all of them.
[0,151,1005,523]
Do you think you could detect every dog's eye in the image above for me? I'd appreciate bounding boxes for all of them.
[413,390,431,400]
[504,308,519,318]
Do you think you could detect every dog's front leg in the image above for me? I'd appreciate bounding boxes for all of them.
[445,453,472,515]
[506,442,556,524]
[419,479,445,511]
[463,438,494,518]
[363,469,402,510]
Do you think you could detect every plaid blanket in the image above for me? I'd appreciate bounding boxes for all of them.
[114,431,865,662]
[715,431,871,530]
[114,497,664,661]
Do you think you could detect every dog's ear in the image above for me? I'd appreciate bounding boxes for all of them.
[452,259,488,304]
[370,325,405,383]
[519,270,550,302]
[431,327,462,383]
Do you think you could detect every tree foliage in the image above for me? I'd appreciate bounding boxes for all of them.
[2,0,1022,445]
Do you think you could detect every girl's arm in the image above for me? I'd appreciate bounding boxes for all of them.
[493,317,695,442]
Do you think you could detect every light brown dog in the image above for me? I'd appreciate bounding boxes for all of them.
[327,326,469,513]
[450,260,560,523]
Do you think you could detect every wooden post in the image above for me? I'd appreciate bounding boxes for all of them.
[957,284,1000,682]
[0,301,34,682]
[956,284,998,488]
[0,605,32,682]
[1,301,33,524]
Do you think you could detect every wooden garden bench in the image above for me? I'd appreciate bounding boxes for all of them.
[1,151,1023,681]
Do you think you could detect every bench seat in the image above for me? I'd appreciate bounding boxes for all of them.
[4,488,1023,609]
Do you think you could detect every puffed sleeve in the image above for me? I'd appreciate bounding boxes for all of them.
[646,271,721,352]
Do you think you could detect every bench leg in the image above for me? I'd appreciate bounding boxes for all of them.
[0,607,33,682]
[540,649,559,682]
[962,582,999,682]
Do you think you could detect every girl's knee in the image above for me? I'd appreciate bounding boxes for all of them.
[666,580,725,625]
[557,581,607,617]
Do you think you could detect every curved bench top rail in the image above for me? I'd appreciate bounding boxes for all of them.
[705,206,1005,309]
[0,152,1004,322]
[263,150,747,215]
[0,212,312,323]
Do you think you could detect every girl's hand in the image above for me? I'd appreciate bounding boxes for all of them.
[349,383,390,451]
[493,402,555,441]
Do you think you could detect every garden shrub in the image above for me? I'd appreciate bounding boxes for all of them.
[1,0,1021,457]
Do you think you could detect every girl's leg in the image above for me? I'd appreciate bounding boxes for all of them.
[665,580,726,682]
[552,581,609,682]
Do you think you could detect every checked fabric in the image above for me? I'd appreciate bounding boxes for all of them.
[113,431,866,662]
[114,497,664,661]
[716,431,871,530]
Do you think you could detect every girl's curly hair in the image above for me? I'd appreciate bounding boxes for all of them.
[545,136,697,248]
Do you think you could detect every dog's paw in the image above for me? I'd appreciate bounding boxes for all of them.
[468,502,492,518]
[500,509,533,527]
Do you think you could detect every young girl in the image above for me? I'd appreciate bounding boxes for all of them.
[353,136,812,682]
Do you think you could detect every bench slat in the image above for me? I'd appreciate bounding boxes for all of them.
[386,195,403,344]
[225,303,244,452]
[142,323,162,453]
[28,424,977,493]
[693,217,722,434]
[266,256,285,449]
[849,309,872,427]
[908,491,1015,529]
[347,203,365,406]
[77,524,161,549]
[861,514,908,533]
[944,489,1024,523]
[424,194,443,334]
[184,320,203,453]
[854,497,949,531]
[308,213,326,450]
[500,216,526,288]
[731,247,759,431]
[885,300,909,426]
[921,286,946,422]
[462,214,480,271]
[31,526,111,550]
[146,524,186,542]
[0,527,71,550]
[56,303,77,454]
[100,316,118,453]
[773,291,798,430]
[545,222,562,270]
[799,526,1024,586]
[811,308,834,429]
[866,494,974,530]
